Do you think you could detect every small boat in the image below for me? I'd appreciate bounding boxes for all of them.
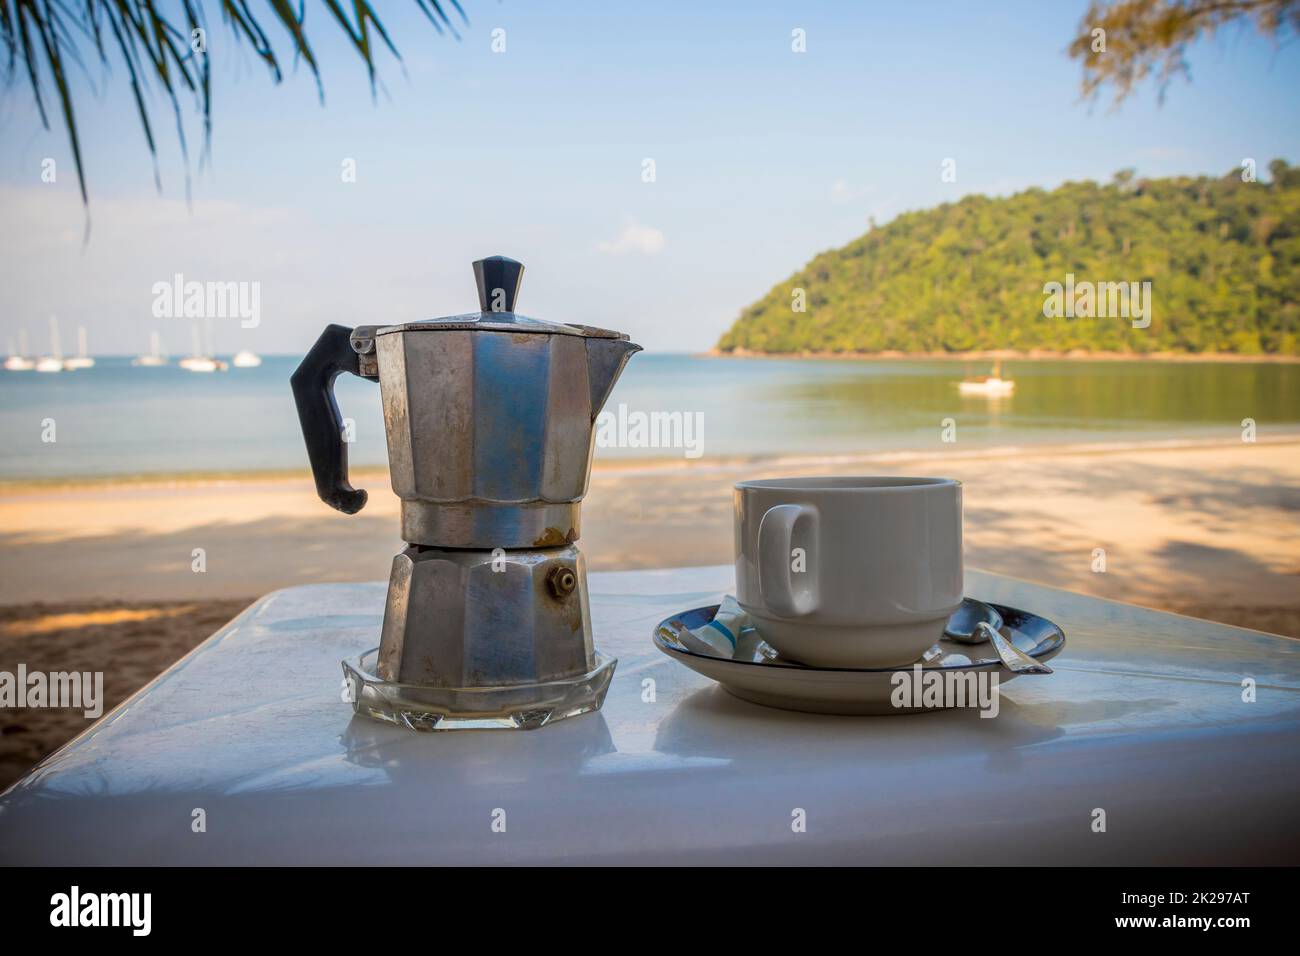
[63,326,95,370]
[4,332,35,371]
[180,323,228,372]
[232,350,263,368]
[179,356,229,373]
[35,317,63,373]
[133,331,168,367]
[958,359,1015,396]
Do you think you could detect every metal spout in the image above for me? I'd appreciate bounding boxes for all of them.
[586,338,641,420]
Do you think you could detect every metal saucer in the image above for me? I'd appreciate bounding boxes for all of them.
[652,599,1064,715]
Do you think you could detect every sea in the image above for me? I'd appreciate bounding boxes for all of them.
[1,354,1297,480]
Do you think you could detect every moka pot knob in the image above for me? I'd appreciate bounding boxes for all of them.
[473,256,524,313]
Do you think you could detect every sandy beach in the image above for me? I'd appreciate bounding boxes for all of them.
[2,436,1298,786]
[3,436,1297,612]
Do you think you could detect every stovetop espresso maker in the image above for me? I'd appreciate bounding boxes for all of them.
[292,256,640,729]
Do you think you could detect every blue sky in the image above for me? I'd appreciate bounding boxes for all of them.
[1,0,1298,355]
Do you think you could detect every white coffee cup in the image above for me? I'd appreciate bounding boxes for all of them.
[733,476,963,668]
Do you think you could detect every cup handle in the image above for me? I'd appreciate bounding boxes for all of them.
[757,504,819,617]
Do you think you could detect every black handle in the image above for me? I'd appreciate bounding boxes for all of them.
[291,324,370,514]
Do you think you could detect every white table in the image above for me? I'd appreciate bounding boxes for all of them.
[2,566,1298,864]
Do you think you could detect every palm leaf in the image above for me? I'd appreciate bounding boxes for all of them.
[1,0,470,204]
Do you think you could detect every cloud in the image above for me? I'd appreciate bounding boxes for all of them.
[830,179,876,203]
[596,221,665,256]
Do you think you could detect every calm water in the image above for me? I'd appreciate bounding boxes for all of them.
[1,354,1297,479]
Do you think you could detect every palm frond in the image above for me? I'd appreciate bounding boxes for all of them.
[1,0,470,203]
[1069,0,1300,106]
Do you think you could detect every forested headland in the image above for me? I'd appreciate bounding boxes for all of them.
[715,162,1300,357]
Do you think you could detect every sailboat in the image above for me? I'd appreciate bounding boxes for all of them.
[63,326,95,370]
[231,349,263,368]
[35,317,64,373]
[957,358,1015,396]
[132,331,168,367]
[179,322,227,372]
[4,331,35,371]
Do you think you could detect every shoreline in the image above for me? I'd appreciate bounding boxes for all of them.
[2,438,1298,611]
[3,433,1299,494]
[704,348,1300,363]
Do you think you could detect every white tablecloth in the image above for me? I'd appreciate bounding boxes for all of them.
[2,566,1298,864]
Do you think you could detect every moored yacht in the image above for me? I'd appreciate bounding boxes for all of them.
[232,349,262,368]
[957,358,1015,396]
[4,331,35,371]
[35,316,63,373]
[179,322,228,372]
[63,325,95,370]
[133,331,168,367]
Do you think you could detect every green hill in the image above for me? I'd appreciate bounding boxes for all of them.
[715,162,1300,356]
